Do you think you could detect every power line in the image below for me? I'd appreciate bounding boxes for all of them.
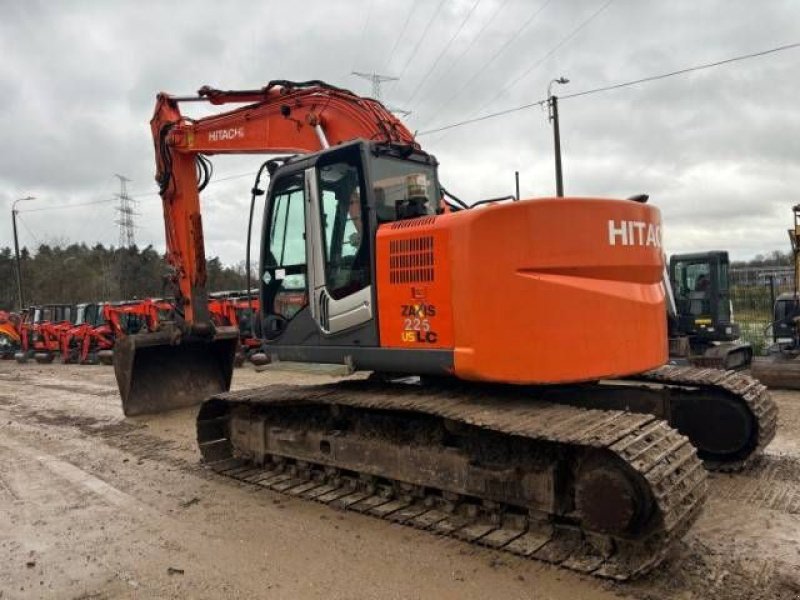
[15,214,40,245]
[417,41,800,136]
[18,170,261,213]
[21,197,117,212]
[560,41,800,101]
[417,0,553,124]
[405,0,482,105]
[418,99,546,136]
[351,0,375,73]
[204,171,257,184]
[475,0,615,115]
[393,0,448,83]
[429,0,613,143]
[410,0,509,113]
[381,0,419,73]
[129,170,258,198]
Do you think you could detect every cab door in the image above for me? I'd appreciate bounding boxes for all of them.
[306,147,373,335]
[259,170,310,340]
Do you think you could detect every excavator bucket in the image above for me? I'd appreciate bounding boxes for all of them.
[113,328,239,417]
[751,356,800,390]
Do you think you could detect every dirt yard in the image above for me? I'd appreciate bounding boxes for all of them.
[1,362,800,599]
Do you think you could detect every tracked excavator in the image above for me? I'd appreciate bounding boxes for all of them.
[751,204,800,388]
[667,251,752,370]
[114,80,777,579]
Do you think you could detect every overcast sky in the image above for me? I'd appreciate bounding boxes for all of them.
[1,0,798,266]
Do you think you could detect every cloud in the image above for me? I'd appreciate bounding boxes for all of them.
[0,0,797,267]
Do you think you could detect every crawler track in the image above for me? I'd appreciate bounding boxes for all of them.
[198,381,707,580]
[633,365,778,471]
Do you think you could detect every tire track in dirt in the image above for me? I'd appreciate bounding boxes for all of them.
[709,454,800,513]
[0,470,20,502]
[0,400,201,475]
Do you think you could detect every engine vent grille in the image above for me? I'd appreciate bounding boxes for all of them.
[389,236,434,284]
[390,216,437,229]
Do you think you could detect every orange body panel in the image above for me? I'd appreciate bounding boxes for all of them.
[377,197,667,384]
[377,217,454,349]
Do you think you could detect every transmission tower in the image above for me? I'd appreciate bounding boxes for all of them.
[114,173,136,248]
[351,71,411,116]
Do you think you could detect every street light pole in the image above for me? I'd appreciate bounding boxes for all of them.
[11,196,35,310]
[547,77,569,198]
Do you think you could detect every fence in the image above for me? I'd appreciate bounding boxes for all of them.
[730,268,794,353]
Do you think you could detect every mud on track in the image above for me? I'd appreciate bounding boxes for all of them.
[2,361,800,599]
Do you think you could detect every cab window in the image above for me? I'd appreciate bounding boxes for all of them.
[369,155,438,223]
[318,158,369,300]
[264,172,308,321]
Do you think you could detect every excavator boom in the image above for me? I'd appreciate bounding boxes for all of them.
[116,81,419,415]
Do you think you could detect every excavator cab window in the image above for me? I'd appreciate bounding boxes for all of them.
[85,304,102,327]
[318,154,369,300]
[673,260,712,316]
[369,154,437,223]
[262,171,309,336]
[716,258,731,322]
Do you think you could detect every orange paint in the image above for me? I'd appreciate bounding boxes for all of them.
[377,216,454,349]
[377,197,667,384]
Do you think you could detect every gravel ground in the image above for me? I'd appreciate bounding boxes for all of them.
[1,361,799,599]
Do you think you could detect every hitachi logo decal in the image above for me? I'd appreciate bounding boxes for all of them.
[208,127,245,142]
[608,220,661,247]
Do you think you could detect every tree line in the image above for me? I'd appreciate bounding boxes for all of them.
[732,250,794,268]
[0,243,248,311]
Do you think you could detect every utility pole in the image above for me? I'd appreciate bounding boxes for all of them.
[351,71,411,116]
[11,196,35,310]
[547,77,569,198]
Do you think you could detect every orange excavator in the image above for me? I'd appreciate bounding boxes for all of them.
[24,304,76,364]
[0,311,21,359]
[60,302,115,365]
[115,80,777,579]
[208,292,262,365]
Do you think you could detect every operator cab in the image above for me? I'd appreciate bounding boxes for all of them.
[258,139,439,354]
[773,292,800,343]
[75,302,103,326]
[669,251,739,342]
[78,303,106,327]
[74,303,88,326]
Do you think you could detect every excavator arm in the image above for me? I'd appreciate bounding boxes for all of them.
[150,80,416,329]
[116,80,418,416]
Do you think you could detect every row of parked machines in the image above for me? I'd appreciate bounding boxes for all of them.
[0,291,261,366]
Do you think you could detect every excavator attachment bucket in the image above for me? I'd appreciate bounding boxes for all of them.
[751,356,800,390]
[113,327,239,417]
